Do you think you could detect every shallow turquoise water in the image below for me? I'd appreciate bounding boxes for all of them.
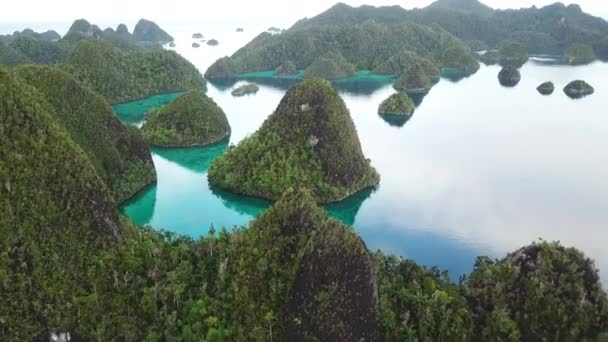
[116,52,608,281]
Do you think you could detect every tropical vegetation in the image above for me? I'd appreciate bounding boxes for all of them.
[142,90,231,147]
[378,92,416,116]
[209,78,380,203]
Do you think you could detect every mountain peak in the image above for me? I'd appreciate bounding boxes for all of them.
[426,0,494,16]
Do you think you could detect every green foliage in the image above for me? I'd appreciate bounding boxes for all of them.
[564,43,596,65]
[464,241,608,341]
[499,41,529,67]
[378,92,415,116]
[594,36,608,60]
[209,78,379,203]
[275,60,297,76]
[303,52,356,80]
[142,90,230,147]
[440,45,480,74]
[205,17,468,79]
[231,83,259,96]
[374,253,472,340]
[8,36,68,64]
[413,2,608,53]
[0,41,30,65]
[373,50,440,79]
[15,65,156,203]
[394,62,432,93]
[479,50,499,65]
[63,40,205,103]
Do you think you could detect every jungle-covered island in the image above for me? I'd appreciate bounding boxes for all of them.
[537,81,555,95]
[378,93,416,116]
[394,62,435,94]
[141,90,231,147]
[498,41,529,67]
[498,66,522,87]
[303,52,356,80]
[564,80,595,98]
[209,78,380,204]
[231,83,260,96]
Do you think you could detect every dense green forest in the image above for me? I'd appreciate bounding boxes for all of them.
[208,78,380,204]
[142,90,231,147]
[205,17,475,79]
[1,65,608,340]
[284,1,608,62]
[15,65,156,203]
[63,40,205,103]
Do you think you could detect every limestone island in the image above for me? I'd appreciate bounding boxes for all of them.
[378,93,415,116]
[236,28,244,32]
[563,80,595,98]
[169,42,176,48]
[133,18,174,44]
[373,50,440,82]
[231,83,259,97]
[498,66,521,87]
[499,41,529,67]
[208,78,380,204]
[192,33,203,39]
[141,90,230,147]
[564,43,595,65]
[440,45,480,76]
[207,39,219,46]
[394,63,433,94]
[537,81,555,95]
[275,60,298,76]
[480,50,499,65]
[303,52,355,80]
[192,42,200,48]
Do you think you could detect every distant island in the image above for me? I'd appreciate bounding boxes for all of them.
[498,66,521,87]
[209,78,380,203]
[564,80,595,98]
[207,39,219,46]
[192,33,204,39]
[231,83,259,96]
[142,90,230,147]
[378,93,416,116]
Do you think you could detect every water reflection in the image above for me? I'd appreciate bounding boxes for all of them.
[379,113,412,128]
[326,187,376,226]
[151,140,229,173]
[209,184,269,217]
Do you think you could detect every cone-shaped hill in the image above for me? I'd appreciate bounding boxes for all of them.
[226,188,380,339]
[141,90,231,147]
[208,78,379,203]
[15,65,156,203]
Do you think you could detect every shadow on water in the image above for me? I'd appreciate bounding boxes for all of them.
[151,139,229,174]
[112,92,186,125]
[209,184,270,218]
[326,187,376,226]
[120,184,158,226]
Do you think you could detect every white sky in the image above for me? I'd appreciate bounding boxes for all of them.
[1,0,607,34]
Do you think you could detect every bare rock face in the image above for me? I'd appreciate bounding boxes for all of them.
[283,219,380,341]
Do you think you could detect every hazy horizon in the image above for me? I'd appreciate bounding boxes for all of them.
[2,0,607,36]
